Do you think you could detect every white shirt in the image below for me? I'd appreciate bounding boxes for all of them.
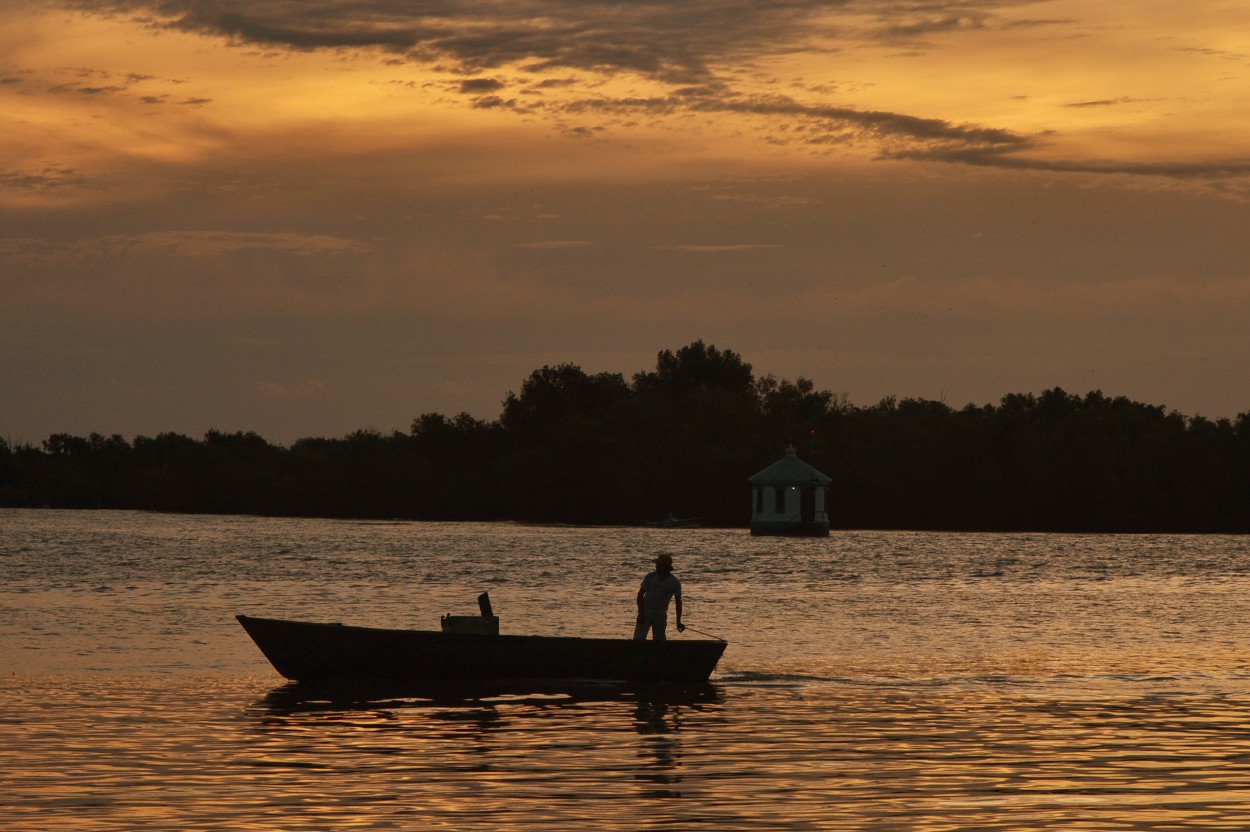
[639,571,681,617]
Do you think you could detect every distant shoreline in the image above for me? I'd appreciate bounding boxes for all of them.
[3,343,1248,534]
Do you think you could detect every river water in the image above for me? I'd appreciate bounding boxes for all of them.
[4,509,1250,830]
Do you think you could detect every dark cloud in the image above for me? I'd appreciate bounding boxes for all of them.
[1178,45,1250,62]
[60,0,919,83]
[559,90,1033,152]
[77,84,129,94]
[458,77,505,94]
[867,9,1068,45]
[56,0,1061,159]
[884,146,1250,182]
[556,89,1250,184]
[517,239,593,249]
[0,165,86,191]
[711,95,1032,148]
[60,66,112,79]
[530,77,579,89]
[32,65,181,99]
[1064,97,1139,108]
[58,1,1243,182]
[868,10,1008,44]
[469,94,514,110]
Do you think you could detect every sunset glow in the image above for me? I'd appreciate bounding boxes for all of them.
[4,0,1250,442]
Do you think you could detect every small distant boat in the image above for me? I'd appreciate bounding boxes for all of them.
[237,598,725,685]
[646,514,702,529]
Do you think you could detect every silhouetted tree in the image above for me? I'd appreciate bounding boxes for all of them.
[497,364,632,523]
[408,412,505,519]
[629,342,761,525]
[3,343,1248,532]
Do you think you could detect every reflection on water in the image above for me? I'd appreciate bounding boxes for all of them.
[633,699,684,797]
[8,511,1250,829]
[253,679,724,715]
[251,681,718,801]
[8,675,1250,830]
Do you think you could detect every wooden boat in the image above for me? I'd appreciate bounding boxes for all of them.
[646,514,702,529]
[237,614,726,684]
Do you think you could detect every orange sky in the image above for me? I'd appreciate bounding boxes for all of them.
[3,0,1250,443]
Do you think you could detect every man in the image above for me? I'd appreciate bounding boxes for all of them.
[633,553,686,641]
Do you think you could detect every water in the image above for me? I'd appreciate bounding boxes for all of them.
[5,509,1250,830]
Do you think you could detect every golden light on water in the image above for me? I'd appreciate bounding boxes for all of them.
[9,516,1250,828]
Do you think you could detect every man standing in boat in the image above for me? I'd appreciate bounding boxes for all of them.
[634,553,686,640]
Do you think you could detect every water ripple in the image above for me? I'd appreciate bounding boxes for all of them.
[7,510,1250,829]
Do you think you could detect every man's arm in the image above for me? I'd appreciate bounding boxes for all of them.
[675,594,685,631]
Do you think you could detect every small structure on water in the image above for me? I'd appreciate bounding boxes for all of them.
[647,513,702,529]
[748,445,831,536]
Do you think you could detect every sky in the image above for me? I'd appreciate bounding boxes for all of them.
[3,0,1250,445]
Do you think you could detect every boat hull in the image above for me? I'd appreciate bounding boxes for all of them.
[646,517,702,528]
[237,615,726,684]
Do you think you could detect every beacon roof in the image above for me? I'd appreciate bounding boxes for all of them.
[748,445,831,484]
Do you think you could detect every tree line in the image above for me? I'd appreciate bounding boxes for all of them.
[3,341,1249,532]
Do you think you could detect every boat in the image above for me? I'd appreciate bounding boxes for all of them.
[236,605,726,685]
[646,514,702,529]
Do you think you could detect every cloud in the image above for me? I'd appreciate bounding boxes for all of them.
[516,239,592,249]
[5,60,196,108]
[129,230,373,256]
[6,230,371,259]
[75,84,129,95]
[0,165,86,191]
[58,0,890,83]
[665,243,785,253]
[37,2,1041,158]
[48,81,125,95]
[63,0,1067,79]
[1063,97,1141,108]
[556,89,1035,154]
[710,94,1032,148]
[884,145,1250,182]
[469,95,516,110]
[55,1,1250,183]
[458,77,505,94]
[866,8,1068,45]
